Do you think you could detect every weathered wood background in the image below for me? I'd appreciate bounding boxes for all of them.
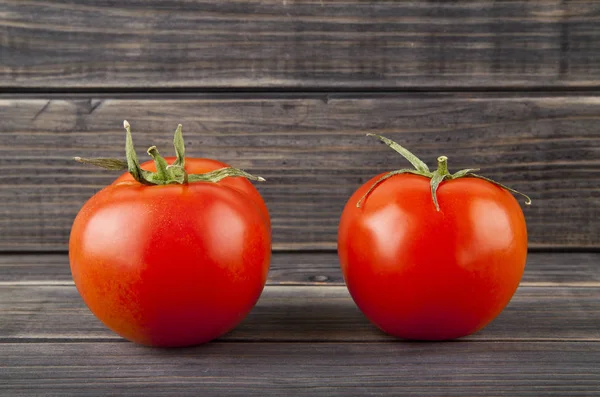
[1,1,600,89]
[1,1,599,251]
[1,1,599,395]
[2,94,599,250]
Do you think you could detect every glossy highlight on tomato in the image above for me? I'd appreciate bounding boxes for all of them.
[70,122,271,347]
[338,135,529,340]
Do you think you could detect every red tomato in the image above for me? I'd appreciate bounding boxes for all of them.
[70,158,271,347]
[338,173,528,340]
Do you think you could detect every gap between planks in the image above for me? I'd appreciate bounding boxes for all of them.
[2,280,600,288]
[2,337,600,344]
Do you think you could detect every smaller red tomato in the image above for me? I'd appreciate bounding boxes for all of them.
[338,134,531,340]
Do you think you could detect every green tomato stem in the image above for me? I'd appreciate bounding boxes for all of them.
[358,134,532,211]
[74,121,265,186]
[436,156,449,177]
[147,146,171,181]
[73,157,128,170]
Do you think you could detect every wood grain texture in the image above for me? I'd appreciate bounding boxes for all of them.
[1,252,598,285]
[1,94,599,250]
[1,1,600,89]
[1,341,599,396]
[2,284,599,342]
[0,252,344,284]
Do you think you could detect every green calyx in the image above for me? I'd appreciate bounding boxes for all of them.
[74,120,265,185]
[356,133,532,211]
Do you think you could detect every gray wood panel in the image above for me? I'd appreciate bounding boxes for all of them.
[1,1,600,89]
[0,252,343,284]
[2,285,599,342]
[1,252,598,285]
[1,341,599,396]
[1,94,599,250]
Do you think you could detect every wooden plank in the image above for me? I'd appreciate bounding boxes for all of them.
[1,1,600,89]
[1,252,598,285]
[1,341,598,396]
[1,285,599,342]
[1,94,599,250]
[0,252,343,285]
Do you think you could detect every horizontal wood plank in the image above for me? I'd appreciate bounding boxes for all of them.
[1,341,598,396]
[1,252,598,285]
[0,252,345,285]
[2,1,600,89]
[1,94,599,250]
[1,285,599,342]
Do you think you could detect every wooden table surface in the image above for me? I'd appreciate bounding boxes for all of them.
[2,252,599,396]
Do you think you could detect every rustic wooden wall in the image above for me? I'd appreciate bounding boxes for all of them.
[1,1,599,252]
[2,1,600,89]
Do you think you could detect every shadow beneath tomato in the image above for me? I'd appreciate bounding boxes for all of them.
[219,286,489,344]
[123,286,593,351]
[222,286,393,343]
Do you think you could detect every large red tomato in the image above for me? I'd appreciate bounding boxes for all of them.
[338,134,529,340]
[70,122,271,347]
